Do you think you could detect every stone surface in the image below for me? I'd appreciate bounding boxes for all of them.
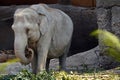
[111,6,120,37]
[50,46,100,71]
[96,8,111,31]
[5,63,32,75]
[96,0,120,8]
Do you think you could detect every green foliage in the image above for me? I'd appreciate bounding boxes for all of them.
[91,30,120,48]
[91,29,120,62]
[14,69,56,80]
[0,69,120,80]
[36,70,55,80]
[0,70,55,80]
[14,69,36,80]
[0,75,16,80]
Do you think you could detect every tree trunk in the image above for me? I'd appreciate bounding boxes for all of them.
[58,0,71,5]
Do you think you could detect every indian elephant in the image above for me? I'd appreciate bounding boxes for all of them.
[0,5,98,54]
[12,4,73,73]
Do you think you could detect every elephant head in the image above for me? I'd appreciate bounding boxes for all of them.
[12,5,49,64]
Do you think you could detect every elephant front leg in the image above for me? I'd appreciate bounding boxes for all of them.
[37,53,47,72]
[31,52,38,74]
[36,34,51,73]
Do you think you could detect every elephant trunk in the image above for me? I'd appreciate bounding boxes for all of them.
[14,35,34,65]
[15,49,30,64]
[15,47,34,65]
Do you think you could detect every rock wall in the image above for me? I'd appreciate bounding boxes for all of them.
[96,0,120,69]
[96,0,120,32]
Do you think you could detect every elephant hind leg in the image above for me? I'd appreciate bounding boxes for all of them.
[59,42,71,71]
[59,53,67,71]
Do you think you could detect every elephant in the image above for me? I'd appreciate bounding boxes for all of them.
[0,5,98,54]
[12,4,73,73]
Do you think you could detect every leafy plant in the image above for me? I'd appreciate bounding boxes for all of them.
[0,69,120,80]
[91,29,120,62]
[0,75,15,80]
[36,70,55,80]
[14,69,36,80]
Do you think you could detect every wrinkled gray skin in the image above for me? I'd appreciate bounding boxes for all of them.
[12,4,73,74]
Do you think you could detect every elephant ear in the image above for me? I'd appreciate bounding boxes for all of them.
[30,4,50,35]
[39,17,49,35]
